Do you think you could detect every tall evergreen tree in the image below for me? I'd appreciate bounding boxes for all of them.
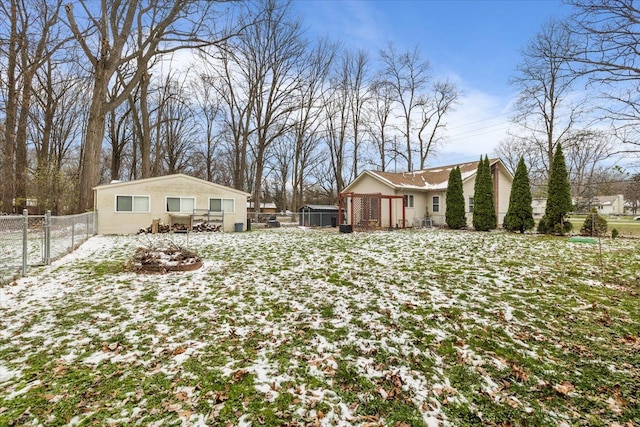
[473,156,497,231]
[504,157,534,233]
[538,144,573,234]
[445,166,466,229]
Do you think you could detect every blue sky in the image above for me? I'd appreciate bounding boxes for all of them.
[291,0,572,167]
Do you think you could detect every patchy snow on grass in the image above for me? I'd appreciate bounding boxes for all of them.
[1,228,639,426]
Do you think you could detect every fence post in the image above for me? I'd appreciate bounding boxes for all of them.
[45,210,51,265]
[22,209,28,277]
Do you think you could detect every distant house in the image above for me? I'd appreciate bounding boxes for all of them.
[591,195,625,215]
[341,158,513,229]
[247,201,278,214]
[93,174,250,234]
[532,198,547,217]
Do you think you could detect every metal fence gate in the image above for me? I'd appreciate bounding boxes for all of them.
[0,210,96,282]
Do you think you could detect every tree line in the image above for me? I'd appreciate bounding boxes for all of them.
[0,0,460,215]
[1,0,639,216]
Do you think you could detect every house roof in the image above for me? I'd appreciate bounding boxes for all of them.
[592,195,622,206]
[345,158,508,192]
[247,202,278,209]
[93,173,251,197]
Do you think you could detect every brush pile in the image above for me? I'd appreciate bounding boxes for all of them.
[132,243,202,273]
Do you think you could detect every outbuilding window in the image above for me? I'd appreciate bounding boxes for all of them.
[469,196,474,213]
[116,195,150,212]
[166,197,195,213]
[209,198,235,213]
[432,196,440,213]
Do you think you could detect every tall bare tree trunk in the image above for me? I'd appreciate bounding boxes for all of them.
[79,81,108,211]
[1,0,18,213]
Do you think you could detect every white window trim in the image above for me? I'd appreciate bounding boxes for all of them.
[209,197,235,213]
[165,196,196,213]
[404,194,414,208]
[432,196,440,213]
[468,196,474,213]
[115,194,150,213]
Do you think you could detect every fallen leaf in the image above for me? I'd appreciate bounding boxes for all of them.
[233,369,247,382]
[178,410,193,419]
[175,391,189,401]
[511,364,529,382]
[172,346,186,355]
[553,381,574,396]
[165,403,182,412]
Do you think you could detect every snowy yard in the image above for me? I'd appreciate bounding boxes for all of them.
[1,228,639,426]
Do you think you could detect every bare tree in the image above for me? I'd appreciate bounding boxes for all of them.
[30,58,89,213]
[415,80,459,169]
[345,49,371,180]
[323,72,352,195]
[567,0,640,154]
[191,72,223,182]
[290,38,337,214]
[379,44,431,171]
[234,0,305,213]
[563,129,612,199]
[203,38,256,192]
[510,19,585,179]
[494,136,547,194]
[65,0,236,211]
[156,75,199,175]
[367,79,394,171]
[1,0,65,212]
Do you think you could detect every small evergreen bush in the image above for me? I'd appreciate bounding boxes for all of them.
[580,208,607,236]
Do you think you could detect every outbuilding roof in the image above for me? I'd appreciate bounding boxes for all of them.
[93,173,251,197]
[299,205,341,211]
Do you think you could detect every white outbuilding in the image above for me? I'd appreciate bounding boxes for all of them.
[93,174,250,234]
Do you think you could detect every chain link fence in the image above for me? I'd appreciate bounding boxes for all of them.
[0,210,96,283]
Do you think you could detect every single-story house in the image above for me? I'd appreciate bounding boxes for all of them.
[93,174,251,234]
[590,194,625,215]
[341,158,513,229]
[298,205,343,227]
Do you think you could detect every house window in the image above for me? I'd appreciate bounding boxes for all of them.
[469,196,474,213]
[432,196,440,213]
[166,197,195,213]
[116,195,150,212]
[404,194,414,208]
[209,198,235,213]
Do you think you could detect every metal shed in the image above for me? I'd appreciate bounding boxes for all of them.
[298,205,342,227]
